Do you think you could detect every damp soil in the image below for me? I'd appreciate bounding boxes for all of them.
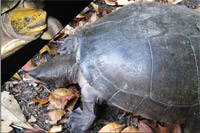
[1,0,198,132]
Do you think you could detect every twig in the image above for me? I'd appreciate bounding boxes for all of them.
[41,84,52,93]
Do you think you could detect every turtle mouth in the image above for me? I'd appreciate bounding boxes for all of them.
[26,24,47,34]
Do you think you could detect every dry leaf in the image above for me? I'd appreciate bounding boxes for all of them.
[78,20,87,27]
[99,122,126,132]
[11,73,22,80]
[48,110,66,124]
[28,116,37,123]
[49,88,75,109]
[12,87,21,93]
[48,125,62,133]
[67,95,79,111]
[171,124,181,133]
[76,14,86,19]
[146,119,157,129]
[157,124,171,133]
[168,0,175,3]
[89,12,99,22]
[121,126,140,132]
[82,6,90,13]
[67,86,80,111]
[48,43,58,56]
[40,45,50,55]
[195,6,200,11]
[1,120,13,133]
[30,98,49,106]
[24,125,44,133]
[39,44,58,56]
[90,2,99,14]
[116,0,135,6]
[142,0,155,1]
[22,59,36,71]
[1,91,33,129]
[105,0,117,6]
[138,121,153,133]
[101,9,112,17]
[47,104,57,110]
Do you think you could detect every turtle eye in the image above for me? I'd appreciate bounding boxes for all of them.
[25,17,31,22]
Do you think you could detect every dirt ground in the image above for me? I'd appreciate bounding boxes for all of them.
[1,0,199,132]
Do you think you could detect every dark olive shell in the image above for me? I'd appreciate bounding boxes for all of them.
[76,2,200,124]
[1,0,20,14]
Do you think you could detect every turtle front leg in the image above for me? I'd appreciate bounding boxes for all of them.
[67,102,96,132]
[67,83,103,132]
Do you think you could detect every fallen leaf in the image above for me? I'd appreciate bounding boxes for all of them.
[54,25,75,39]
[142,0,155,1]
[39,45,50,55]
[12,87,21,93]
[67,95,79,111]
[1,120,13,133]
[82,6,90,13]
[99,122,126,132]
[49,88,75,109]
[28,116,37,123]
[76,14,86,19]
[116,0,135,6]
[146,119,157,130]
[47,104,57,110]
[39,44,58,56]
[47,43,58,56]
[157,123,171,133]
[168,0,175,3]
[22,59,36,71]
[67,86,80,111]
[101,9,112,17]
[30,98,49,106]
[88,12,99,23]
[138,121,153,133]
[171,124,181,133]
[1,91,33,129]
[195,6,200,11]
[90,2,99,14]
[24,125,44,133]
[121,126,140,132]
[48,125,62,133]
[78,20,87,27]
[105,0,117,6]
[11,73,22,80]
[48,110,66,124]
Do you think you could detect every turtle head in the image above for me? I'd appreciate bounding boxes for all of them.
[29,54,79,88]
[8,8,47,36]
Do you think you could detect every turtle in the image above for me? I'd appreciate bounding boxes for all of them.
[1,0,63,59]
[28,2,200,132]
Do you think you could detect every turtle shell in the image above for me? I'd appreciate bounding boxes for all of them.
[76,2,200,124]
[1,0,20,14]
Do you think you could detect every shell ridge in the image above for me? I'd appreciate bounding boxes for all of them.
[179,33,200,106]
[157,105,170,121]
[187,36,200,105]
[133,97,146,113]
[147,39,154,99]
[108,90,121,103]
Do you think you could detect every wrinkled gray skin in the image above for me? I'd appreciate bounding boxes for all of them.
[29,2,200,132]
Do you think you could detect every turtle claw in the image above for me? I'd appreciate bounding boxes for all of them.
[67,105,96,132]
